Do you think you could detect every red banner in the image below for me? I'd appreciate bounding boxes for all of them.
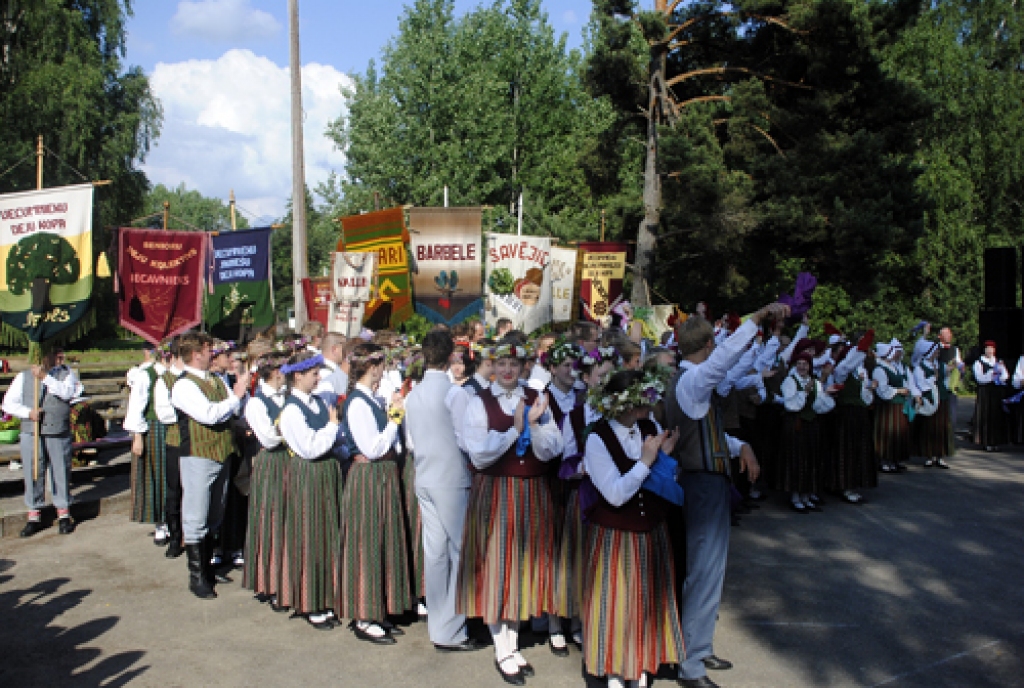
[118,229,207,345]
[578,241,629,326]
[301,277,331,327]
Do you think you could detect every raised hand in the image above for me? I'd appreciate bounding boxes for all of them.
[661,427,680,455]
[640,432,664,468]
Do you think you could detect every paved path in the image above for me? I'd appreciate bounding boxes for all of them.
[1,437,1022,686]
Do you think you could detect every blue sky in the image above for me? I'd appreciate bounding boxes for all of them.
[126,0,593,221]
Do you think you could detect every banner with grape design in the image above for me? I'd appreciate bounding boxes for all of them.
[0,183,94,342]
[407,207,482,325]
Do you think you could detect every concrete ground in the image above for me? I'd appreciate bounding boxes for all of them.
[1,399,1023,687]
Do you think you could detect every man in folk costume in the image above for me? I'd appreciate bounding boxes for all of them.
[123,343,170,544]
[3,348,84,537]
[170,332,248,599]
[972,340,1009,451]
[152,338,187,558]
[936,327,964,434]
[664,302,788,688]
[872,339,919,473]
[458,339,564,685]
[405,331,487,653]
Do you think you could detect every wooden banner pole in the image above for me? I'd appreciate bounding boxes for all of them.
[230,189,237,230]
[163,201,169,231]
[33,135,43,481]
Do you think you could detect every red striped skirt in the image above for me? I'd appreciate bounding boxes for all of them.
[456,474,557,624]
[582,521,685,680]
[551,483,583,619]
[874,402,910,464]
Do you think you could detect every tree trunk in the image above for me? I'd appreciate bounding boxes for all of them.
[632,47,665,307]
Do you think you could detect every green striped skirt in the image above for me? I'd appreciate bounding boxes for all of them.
[874,402,910,465]
[400,454,425,599]
[280,455,342,615]
[582,521,684,681]
[130,423,166,524]
[456,474,557,625]
[337,458,413,621]
[244,446,290,597]
[551,482,583,619]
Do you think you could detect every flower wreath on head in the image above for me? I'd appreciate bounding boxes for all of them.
[540,340,582,370]
[348,348,387,366]
[211,340,236,357]
[588,368,666,419]
[579,345,621,369]
[490,343,531,360]
[156,340,173,359]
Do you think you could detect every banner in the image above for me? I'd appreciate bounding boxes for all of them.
[332,251,376,303]
[204,227,274,339]
[0,183,94,342]
[328,301,366,338]
[549,247,578,323]
[338,207,412,330]
[579,241,628,327]
[118,229,207,345]
[301,277,332,327]
[485,233,552,334]
[407,207,483,325]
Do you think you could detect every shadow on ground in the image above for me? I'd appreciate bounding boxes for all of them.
[0,559,148,687]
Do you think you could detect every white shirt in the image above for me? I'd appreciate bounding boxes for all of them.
[584,419,656,507]
[562,402,601,460]
[716,343,758,397]
[170,365,239,425]
[873,360,918,400]
[780,325,810,364]
[245,381,287,450]
[2,366,84,421]
[347,383,401,460]
[152,365,180,425]
[974,356,1006,385]
[754,336,782,372]
[279,389,338,460]
[462,382,564,470]
[1013,356,1024,389]
[124,362,163,433]
[780,372,836,414]
[676,318,759,421]
[913,362,938,395]
[547,382,578,417]
[377,369,403,410]
[315,359,337,395]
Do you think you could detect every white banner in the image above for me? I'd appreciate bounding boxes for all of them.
[328,300,366,338]
[549,247,577,323]
[485,234,552,334]
[331,251,376,302]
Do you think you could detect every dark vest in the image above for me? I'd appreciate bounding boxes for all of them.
[462,376,484,396]
[341,388,394,460]
[21,368,72,436]
[880,363,908,404]
[476,386,547,477]
[838,371,868,407]
[586,419,665,532]
[176,373,235,463]
[786,374,818,421]
[664,368,731,476]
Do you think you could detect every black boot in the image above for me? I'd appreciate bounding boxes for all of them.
[203,534,232,585]
[165,520,184,559]
[186,544,217,599]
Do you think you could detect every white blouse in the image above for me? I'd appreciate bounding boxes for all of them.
[279,389,339,460]
[245,381,287,450]
[583,419,657,507]
[347,383,401,460]
[781,372,835,414]
[462,382,564,470]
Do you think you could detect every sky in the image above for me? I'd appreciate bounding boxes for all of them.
[127,0,593,224]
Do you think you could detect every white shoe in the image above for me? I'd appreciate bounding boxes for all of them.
[9,460,21,471]
[231,550,244,567]
[417,601,428,617]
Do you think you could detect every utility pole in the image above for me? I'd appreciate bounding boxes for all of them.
[289,0,309,329]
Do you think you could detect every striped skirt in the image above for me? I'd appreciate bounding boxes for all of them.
[130,423,166,524]
[456,474,557,624]
[874,402,911,465]
[775,415,819,494]
[914,400,954,458]
[551,482,584,619]
[243,447,290,597]
[400,454,425,599]
[582,522,685,681]
[337,459,413,621]
[280,455,342,615]
[830,405,877,491]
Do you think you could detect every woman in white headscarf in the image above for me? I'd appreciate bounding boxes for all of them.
[872,339,919,473]
[911,338,952,468]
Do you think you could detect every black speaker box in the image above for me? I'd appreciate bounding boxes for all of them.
[979,307,1022,364]
[984,247,1018,308]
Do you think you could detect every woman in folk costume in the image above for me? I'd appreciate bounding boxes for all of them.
[778,341,837,513]
[277,350,344,630]
[151,340,186,558]
[457,339,564,685]
[242,348,291,610]
[123,343,171,543]
[828,331,878,504]
[581,369,685,688]
[873,339,918,473]
[972,340,1009,451]
[338,342,413,644]
[1009,354,1024,444]
[399,351,428,619]
[911,338,953,468]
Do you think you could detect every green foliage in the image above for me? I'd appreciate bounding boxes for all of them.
[330,0,613,242]
[0,0,162,344]
[488,268,515,295]
[271,185,342,317]
[142,183,249,231]
[399,313,433,343]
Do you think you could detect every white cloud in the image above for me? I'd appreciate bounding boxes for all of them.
[144,49,351,221]
[171,0,281,42]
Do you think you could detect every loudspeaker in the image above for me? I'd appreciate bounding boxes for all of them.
[984,247,1018,308]
[979,307,1022,364]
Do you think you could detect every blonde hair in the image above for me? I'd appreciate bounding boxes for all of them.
[676,317,715,357]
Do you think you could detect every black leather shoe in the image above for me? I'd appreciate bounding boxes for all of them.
[165,539,185,559]
[381,621,404,636]
[58,518,75,535]
[678,677,720,688]
[434,638,487,652]
[20,520,44,538]
[349,620,396,645]
[494,659,526,686]
[702,655,733,671]
[517,660,535,677]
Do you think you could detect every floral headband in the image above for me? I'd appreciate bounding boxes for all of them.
[212,340,236,357]
[580,345,620,369]
[281,353,323,375]
[541,341,582,369]
[490,343,531,360]
[588,369,666,418]
[453,339,476,361]
[348,349,387,365]
[156,341,174,359]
